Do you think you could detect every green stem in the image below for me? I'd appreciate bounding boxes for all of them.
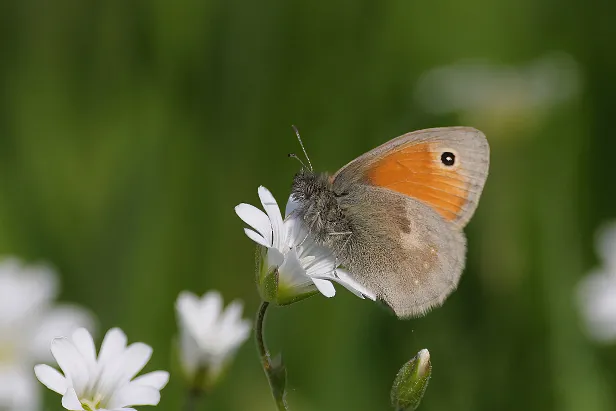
[255,301,269,362]
[255,301,288,410]
[183,367,207,411]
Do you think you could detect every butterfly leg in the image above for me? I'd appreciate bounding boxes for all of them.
[296,211,322,247]
[327,231,353,238]
[327,231,353,269]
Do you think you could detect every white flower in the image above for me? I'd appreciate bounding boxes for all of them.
[577,222,616,342]
[0,366,38,411]
[34,327,169,411]
[0,257,94,411]
[235,186,374,304]
[175,291,251,384]
[414,52,580,136]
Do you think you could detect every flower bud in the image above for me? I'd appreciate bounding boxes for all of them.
[391,349,432,411]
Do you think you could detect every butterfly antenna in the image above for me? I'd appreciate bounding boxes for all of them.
[287,153,308,170]
[292,125,313,171]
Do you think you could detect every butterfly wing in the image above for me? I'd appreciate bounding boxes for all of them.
[334,185,466,318]
[332,127,489,229]
[329,127,489,318]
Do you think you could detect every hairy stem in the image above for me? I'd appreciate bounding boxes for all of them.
[255,301,288,410]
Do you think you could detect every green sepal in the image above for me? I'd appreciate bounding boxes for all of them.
[276,283,318,306]
[255,245,318,306]
[170,337,227,393]
[255,246,278,302]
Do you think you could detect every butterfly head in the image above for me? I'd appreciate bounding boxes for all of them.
[290,169,331,203]
[290,169,345,242]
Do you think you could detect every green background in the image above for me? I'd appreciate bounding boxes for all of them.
[1,1,615,410]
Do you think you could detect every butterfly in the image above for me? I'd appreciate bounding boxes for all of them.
[289,127,490,318]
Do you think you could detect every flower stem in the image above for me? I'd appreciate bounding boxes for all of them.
[255,301,269,361]
[255,301,288,410]
[183,367,206,411]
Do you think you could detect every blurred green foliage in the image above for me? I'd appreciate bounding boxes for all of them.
[0,0,615,410]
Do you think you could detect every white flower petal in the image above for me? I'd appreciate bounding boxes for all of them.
[50,337,89,395]
[334,269,377,301]
[195,291,223,337]
[71,328,97,375]
[285,195,300,218]
[31,305,95,362]
[131,371,170,390]
[243,228,270,247]
[98,328,127,369]
[228,320,251,350]
[284,217,307,248]
[34,364,67,395]
[0,259,58,326]
[0,365,41,411]
[96,342,153,394]
[178,329,200,377]
[175,290,199,313]
[312,278,336,297]
[176,291,203,334]
[266,248,285,270]
[217,308,251,359]
[258,186,285,250]
[278,249,311,287]
[577,269,616,341]
[96,332,134,399]
[302,245,336,277]
[61,387,84,410]
[235,203,273,246]
[218,301,244,333]
[107,384,161,408]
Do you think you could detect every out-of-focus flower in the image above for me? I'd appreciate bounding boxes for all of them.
[235,186,375,305]
[414,52,580,136]
[577,222,616,342]
[391,349,432,411]
[0,258,94,411]
[34,327,169,411]
[175,291,251,388]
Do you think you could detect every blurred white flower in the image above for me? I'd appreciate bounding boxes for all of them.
[34,327,169,411]
[577,222,616,342]
[0,258,94,411]
[235,186,375,305]
[175,291,251,385]
[414,52,580,135]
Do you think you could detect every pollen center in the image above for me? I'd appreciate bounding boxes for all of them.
[81,393,104,411]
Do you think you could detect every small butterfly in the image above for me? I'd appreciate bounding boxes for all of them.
[290,127,490,318]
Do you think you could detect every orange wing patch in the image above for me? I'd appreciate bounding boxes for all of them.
[365,142,469,222]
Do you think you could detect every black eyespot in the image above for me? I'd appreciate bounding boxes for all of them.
[441,152,455,166]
